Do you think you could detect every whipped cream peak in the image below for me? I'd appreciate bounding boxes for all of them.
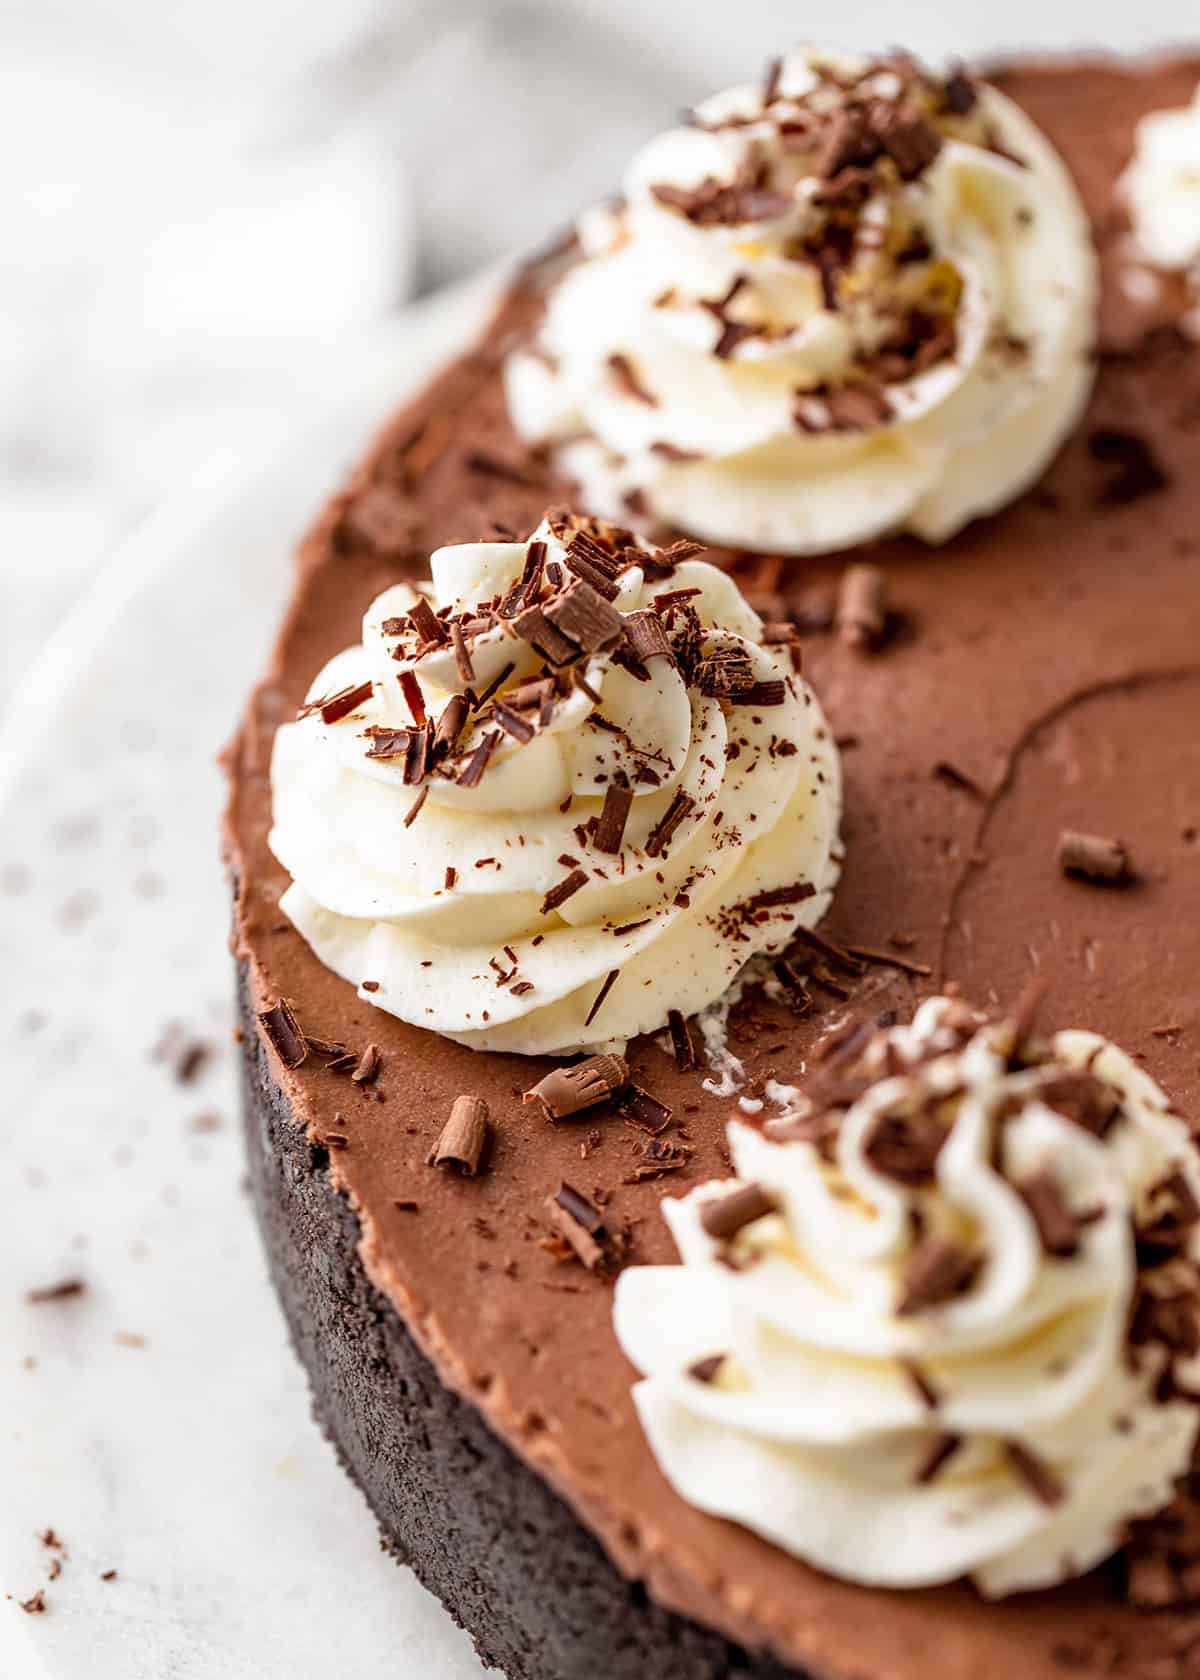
[1119,81,1200,276]
[506,45,1097,556]
[614,996,1200,1598]
[270,514,842,1055]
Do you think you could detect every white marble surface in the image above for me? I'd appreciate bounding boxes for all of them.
[2,5,1198,1674]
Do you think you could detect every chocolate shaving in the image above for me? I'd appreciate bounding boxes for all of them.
[494,703,536,744]
[563,543,622,600]
[836,563,889,649]
[688,1354,727,1384]
[668,1008,698,1072]
[772,959,813,1017]
[584,968,620,1027]
[407,596,448,648]
[512,602,581,667]
[350,1044,381,1085]
[915,1433,962,1485]
[933,760,984,799]
[525,1054,630,1120]
[1019,1171,1081,1257]
[498,540,548,617]
[457,730,501,788]
[1057,830,1132,885]
[544,580,624,654]
[896,1237,980,1315]
[450,623,475,685]
[607,353,658,407]
[625,1136,693,1181]
[700,1182,778,1242]
[257,1000,308,1069]
[1004,1440,1065,1507]
[901,1357,942,1411]
[430,1096,491,1176]
[846,944,932,978]
[617,1085,673,1134]
[433,693,469,758]
[825,382,893,432]
[623,610,675,664]
[541,868,589,915]
[870,102,943,179]
[363,726,416,761]
[26,1278,86,1305]
[546,1182,617,1273]
[300,680,374,726]
[594,781,634,854]
[403,786,427,828]
[398,669,427,726]
[645,791,695,858]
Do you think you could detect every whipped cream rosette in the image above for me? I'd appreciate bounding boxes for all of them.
[269,514,842,1056]
[506,47,1097,555]
[614,995,1200,1598]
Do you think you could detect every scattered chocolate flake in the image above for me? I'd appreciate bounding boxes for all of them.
[594,781,633,854]
[350,1044,381,1085]
[824,381,894,432]
[607,353,658,406]
[668,1009,698,1072]
[933,760,984,799]
[494,703,536,744]
[688,1353,727,1384]
[1087,428,1168,504]
[526,1054,630,1120]
[100,1570,118,1582]
[512,602,579,666]
[584,968,620,1028]
[407,596,448,648]
[625,1136,693,1181]
[450,623,475,685]
[943,64,979,115]
[1004,1440,1065,1507]
[1057,829,1132,885]
[398,669,427,726]
[403,786,428,827]
[900,1357,942,1411]
[257,1000,308,1069]
[744,882,816,914]
[300,680,374,726]
[617,1085,673,1134]
[444,866,457,890]
[26,1278,86,1305]
[430,1096,491,1176]
[474,661,517,709]
[772,959,813,1017]
[896,1238,981,1315]
[457,730,501,789]
[364,726,416,761]
[541,868,589,915]
[546,1182,619,1273]
[863,1107,948,1187]
[19,1589,46,1614]
[544,580,624,654]
[915,1433,962,1485]
[433,693,469,758]
[393,1199,420,1213]
[700,1182,778,1242]
[645,791,695,858]
[871,102,942,178]
[1018,1171,1082,1257]
[836,563,889,649]
[498,540,548,617]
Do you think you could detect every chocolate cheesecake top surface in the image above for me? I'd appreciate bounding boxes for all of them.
[225,53,1200,1680]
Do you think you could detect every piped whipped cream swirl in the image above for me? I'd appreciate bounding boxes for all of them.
[505,47,1097,556]
[270,515,842,1056]
[614,996,1200,1597]
[1119,83,1200,278]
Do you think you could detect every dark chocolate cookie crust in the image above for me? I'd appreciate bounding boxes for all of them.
[238,964,802,1680]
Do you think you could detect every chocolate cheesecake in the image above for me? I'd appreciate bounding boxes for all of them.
[225,51,1200,1680]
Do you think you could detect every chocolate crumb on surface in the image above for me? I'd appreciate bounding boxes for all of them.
[1004,1440,1066,1507]
[430,1097,491,1177]
[546,1183,619,1273]
[668,1009,698,1072]
[915,1433,962,1486]
[688,1354,727,1385]
[1057,829,1132,885]
[584,969,620,1028]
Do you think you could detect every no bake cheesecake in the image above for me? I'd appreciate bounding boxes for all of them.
[225,47,1200,1680]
